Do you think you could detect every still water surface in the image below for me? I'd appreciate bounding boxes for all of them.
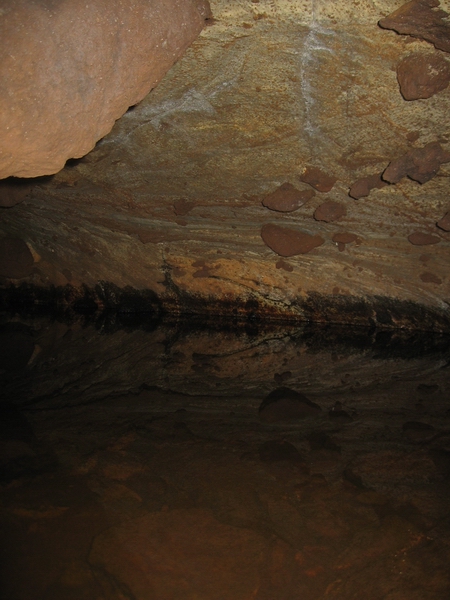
[1,316,450,599]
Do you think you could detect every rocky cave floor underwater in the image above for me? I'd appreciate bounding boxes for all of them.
[1,311,450,600]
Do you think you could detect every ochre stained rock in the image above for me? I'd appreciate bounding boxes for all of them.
[436,211,450,231]
[379,0,450,53]
[397,53,450,100]
[261,224,324,257]
[332,232,358,252]
[408,231,441,245]
[262,183,315,213]
[0,237,34,278]
[299,166,336,192]
[314,201,346,223]
[349,173,388,199]
[383,142,450,184]
[0,0,211,179]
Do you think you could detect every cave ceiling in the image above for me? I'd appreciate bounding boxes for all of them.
[1,0,450,329]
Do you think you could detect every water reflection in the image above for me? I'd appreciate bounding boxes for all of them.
[1,316,449,599]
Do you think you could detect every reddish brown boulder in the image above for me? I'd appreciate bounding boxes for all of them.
[383,142,450,184]
[299,166,336,192]
[261,223,324,257]
[349,173,388,199]
[262,183,315,213]
[379,0,450,53]
[314,201,346,222]
[397,53,450,100]
[408,231,441,245]
[332,232,358,251]
[0,0,211,179]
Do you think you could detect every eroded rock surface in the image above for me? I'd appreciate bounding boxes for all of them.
[314,201,346,223]
[397,52,450,100]
[383,142,450,184]
[349,173,388,199]
[0,0,211,179]
[299,166,336,193]
[379,0,450,53]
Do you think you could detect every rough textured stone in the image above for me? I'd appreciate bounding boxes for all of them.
[379,0,450,53]
[299,166,337,192]
[332,232,358,252]
[0,0,449,323]
[349,173,388,199]
[261,224,325,257]
[408,231,441,245]
[314,201,346,222]
[262,183,315,213]
[0,0,211,179]
[397,53,450,100]
[0,237,34,279]
[383,142,450,184]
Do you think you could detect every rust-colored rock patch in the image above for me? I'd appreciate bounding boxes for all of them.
[332,232,358,252]
[314,201,346,223]
[383,142,450,184]
[299,166,336,192]
[397,53,450,100]
[408,231,441,245]
[261,224,324,257]
[349,173,388,199]
[262,183,315,213]
[379,0,450,53]
[420,271,442,284]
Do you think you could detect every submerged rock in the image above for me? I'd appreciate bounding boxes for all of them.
[314,201,346,223]
[259,387,321,422]
[349,173,388,199]
[299,166,337,192]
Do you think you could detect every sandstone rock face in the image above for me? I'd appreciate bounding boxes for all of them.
[0,0,211,179]
[0,0,450,327]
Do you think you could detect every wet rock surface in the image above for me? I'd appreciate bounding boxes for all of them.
[0,0,211,178]
[379,0,450,53]
[397,52,450,100]
[1,317,450,600]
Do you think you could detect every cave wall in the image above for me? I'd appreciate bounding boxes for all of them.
[1,0,450,328]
